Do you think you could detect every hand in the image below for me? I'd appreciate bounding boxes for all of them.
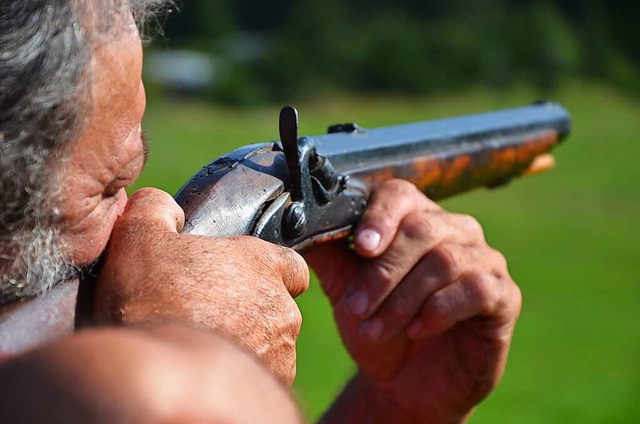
[307,180,522,423]
[94,188,310,384]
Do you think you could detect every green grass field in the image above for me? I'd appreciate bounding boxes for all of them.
[134,82,640,423]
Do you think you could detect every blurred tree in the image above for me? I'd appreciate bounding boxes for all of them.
[262,0,350,98]
[150,0,640,103]
[230,0,294,31]
[603,1,640,64]
[163,0,235,46]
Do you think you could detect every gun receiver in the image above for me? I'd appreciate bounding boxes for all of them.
[175,101,570,252]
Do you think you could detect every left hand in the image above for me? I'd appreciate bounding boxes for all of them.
[306,180,522,423]
[94,188,309,385]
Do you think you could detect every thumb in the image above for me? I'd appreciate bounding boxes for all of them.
[117,187,185,234]
[271,245,310,299]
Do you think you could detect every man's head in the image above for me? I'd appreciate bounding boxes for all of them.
[0,0,167,303]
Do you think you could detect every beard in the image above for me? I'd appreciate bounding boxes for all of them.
[0,223,79,304]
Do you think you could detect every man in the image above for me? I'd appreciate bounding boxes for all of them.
[0,1,522,422]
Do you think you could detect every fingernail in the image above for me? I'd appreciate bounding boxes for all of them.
[407,321,422,339]
[360,319,384,341]
[356,229,381,252]
[345,291,369,316]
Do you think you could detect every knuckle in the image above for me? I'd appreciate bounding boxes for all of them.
[416,270,435,293]
[383,179,419,195]
[401,213,436,242]
[281,246,308,274]
[429,291,449,316]
[512,283,523,315]
[235,237,289,274]
[489,247,509,272]
[370,180,422,211]
[369,260,398,291]
[128,186,161,201]
[426,245,459,280]
[278,247,310,295]
[128,187,176,210]
[364,204,397,230]
[455,213,485,240]
[374,265,396,289]
[463,271,496,314]
[510,281,523,310]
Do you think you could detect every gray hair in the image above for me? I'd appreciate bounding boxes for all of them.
[0,0,170,303]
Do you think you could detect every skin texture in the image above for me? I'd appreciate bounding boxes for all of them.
[308,180,522,423]
[94,188,309,385]
[0,325,302,424]
[48,7,310,385]
[0,4,522,422]
[57,10,146,266]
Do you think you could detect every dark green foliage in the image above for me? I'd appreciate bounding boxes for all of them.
[155,0,640,103]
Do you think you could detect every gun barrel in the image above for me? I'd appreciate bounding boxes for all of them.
[312,102,570,199]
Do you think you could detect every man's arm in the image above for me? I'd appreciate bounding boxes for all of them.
[0,325,301,423]
[319,373,424,424]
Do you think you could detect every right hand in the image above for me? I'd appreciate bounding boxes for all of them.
[94,188,310,384]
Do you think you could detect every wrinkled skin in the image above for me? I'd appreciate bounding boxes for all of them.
[57,10,147,266]
[308,180,522,423]
[94,188,309,385]
[49,8,310,385]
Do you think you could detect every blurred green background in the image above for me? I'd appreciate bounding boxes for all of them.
[133,1,640,422]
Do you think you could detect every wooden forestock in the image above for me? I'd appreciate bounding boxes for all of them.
[352,130,560,199]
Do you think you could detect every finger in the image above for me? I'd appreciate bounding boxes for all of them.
[253,239,310,299]
[354,179,439,258]
[304,241,363,305]
[360,244,493,342]
[406,271,517,340]
[118,187,185,233]
[344,212,486,319]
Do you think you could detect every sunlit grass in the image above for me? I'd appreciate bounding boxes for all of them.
[134,82,640,423]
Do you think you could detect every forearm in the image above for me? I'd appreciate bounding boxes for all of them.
[0,325,302,423]
[320,372,473,424]
[320,372,414,424]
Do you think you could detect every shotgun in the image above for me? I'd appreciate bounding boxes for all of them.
[0,101,571,352]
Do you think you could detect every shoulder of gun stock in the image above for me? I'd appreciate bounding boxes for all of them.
[175,100,570,252]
